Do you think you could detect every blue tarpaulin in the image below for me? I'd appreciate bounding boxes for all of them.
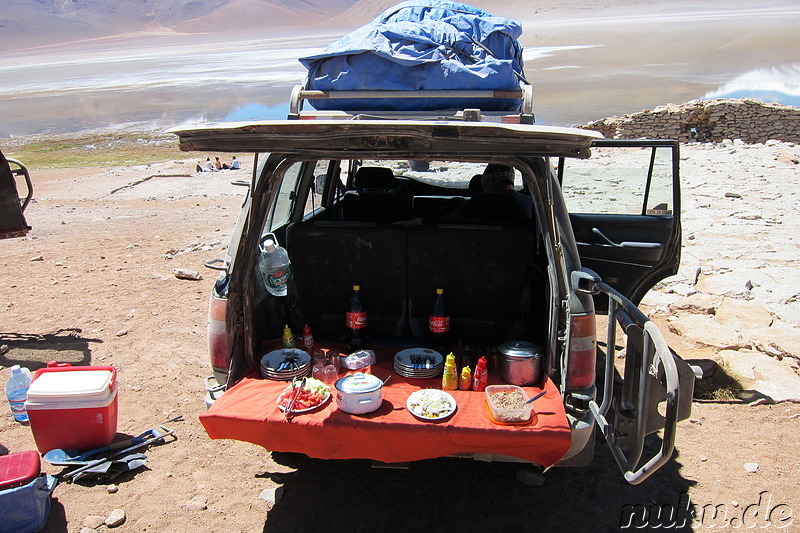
[299,1,527,111]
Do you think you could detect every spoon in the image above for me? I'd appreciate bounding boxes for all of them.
[524,390,547,405]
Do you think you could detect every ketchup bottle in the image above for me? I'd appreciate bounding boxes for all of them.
[472,356,488,392]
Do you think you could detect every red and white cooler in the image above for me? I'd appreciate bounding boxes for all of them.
[25,366,118,453]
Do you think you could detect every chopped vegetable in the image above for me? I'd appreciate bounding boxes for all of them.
[277,378,330,412]
[408,389,455,419]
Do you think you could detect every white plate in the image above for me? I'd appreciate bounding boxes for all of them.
[394,348,443,370]
[261,348,311,371]
[276,389,331,414]
[406,389,457,421]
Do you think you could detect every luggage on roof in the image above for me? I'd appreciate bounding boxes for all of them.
[299,0,528,112]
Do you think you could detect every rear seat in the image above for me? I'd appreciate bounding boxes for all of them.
[407,224,535,342]
[285,217,537,344]
[286,221,408,339]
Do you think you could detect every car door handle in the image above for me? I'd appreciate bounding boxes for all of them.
[591,228,661,249]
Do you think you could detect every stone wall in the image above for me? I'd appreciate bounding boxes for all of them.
[580,98,800,144]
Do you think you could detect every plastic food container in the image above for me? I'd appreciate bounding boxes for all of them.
[485,384,533,424]
[25,366,118,453]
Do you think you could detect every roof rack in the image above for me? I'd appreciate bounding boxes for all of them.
[287,84,534,124]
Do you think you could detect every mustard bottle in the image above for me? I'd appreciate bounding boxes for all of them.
[442,352,458,390]
[459,365,472,391]
[282,324,295,348]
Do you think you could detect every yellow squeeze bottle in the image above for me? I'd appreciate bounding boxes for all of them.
[459,365,472,391]
[282,324,295,348]
[442,353,458,390]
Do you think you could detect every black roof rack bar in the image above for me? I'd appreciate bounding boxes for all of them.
[289,85,534,118]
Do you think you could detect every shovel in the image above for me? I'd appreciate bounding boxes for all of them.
[62,416,181,482]
[44,415,183,466]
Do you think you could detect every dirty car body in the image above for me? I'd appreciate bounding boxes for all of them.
[172,113,694,484]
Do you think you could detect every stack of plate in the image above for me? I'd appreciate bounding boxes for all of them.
[260,348,311,380]
[394,348,444,379]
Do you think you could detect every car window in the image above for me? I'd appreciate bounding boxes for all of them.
[358,159,524,191]
[268,161,303,231]
[560,145,675,215]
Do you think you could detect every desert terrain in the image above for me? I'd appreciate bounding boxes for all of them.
[0,126,798,532]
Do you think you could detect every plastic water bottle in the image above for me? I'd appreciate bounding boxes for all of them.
[6,365,32,422]
[258,235,292,297]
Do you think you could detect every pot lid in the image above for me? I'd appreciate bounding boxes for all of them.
[335,372,382,394]
[498,341,542,359]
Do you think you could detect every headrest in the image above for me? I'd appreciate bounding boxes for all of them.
[353,167,398,190]
[459,193,531,220]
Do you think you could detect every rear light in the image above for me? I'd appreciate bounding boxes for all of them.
[566,312,597,389]
[207,294,230,374]
[501,115,521,124]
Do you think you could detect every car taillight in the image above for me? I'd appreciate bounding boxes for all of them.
[207,294,230,374]
[566,312,597,389]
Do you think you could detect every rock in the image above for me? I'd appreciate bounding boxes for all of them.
[30,255,43,261]
[181,496,208,511]
[258,486,284,506]
[115,329,128,337]
[669,293,721,315]
[721,350,800,403]
[172,268,202,281]
[668,315,747,350]
[724,192,742,199]
[744,462,759,473]
[0,345,8,355]
[80,528,97,533]
[82,515,105,529]
[714,298,774,330]
[107,484,119,494]
[104,509,126,527]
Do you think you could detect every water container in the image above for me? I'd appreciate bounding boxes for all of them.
[258,234,292,297]
[5,365,32,423]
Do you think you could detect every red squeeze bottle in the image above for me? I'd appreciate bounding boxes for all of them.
[472,356,488,392]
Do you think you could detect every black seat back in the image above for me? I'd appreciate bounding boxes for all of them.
[286,221,407,339]
[340,167,412,223]
[407,224,535,342]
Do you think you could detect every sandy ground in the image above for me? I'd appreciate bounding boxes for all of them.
[0,136,798,532]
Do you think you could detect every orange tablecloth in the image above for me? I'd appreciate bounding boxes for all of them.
[200,360,572,467]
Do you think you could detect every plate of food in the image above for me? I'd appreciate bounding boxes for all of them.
[406,389,457,421]
[277,377,331,414]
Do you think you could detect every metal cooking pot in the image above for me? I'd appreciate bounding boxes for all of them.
[498,341,542,387]
[334,372,383,415]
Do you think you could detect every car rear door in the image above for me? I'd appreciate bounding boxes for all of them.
[0,151,32,239]
[561,140,695,484]
[558,140,681,304]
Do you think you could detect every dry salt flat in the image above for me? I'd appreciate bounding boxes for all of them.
[641,139,800,402]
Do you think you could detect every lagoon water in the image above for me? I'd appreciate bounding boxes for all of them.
[1,5,798,137]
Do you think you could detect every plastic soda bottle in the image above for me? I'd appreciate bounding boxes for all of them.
[429,288,450,355]
[258,235,292,297]
[472,356,488,392]
[6,365,32,423]
[346,284,367,351]
[442,353,458,390]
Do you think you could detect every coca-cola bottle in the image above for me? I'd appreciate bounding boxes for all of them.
[346,284,366,351]
[429,288,450,355]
